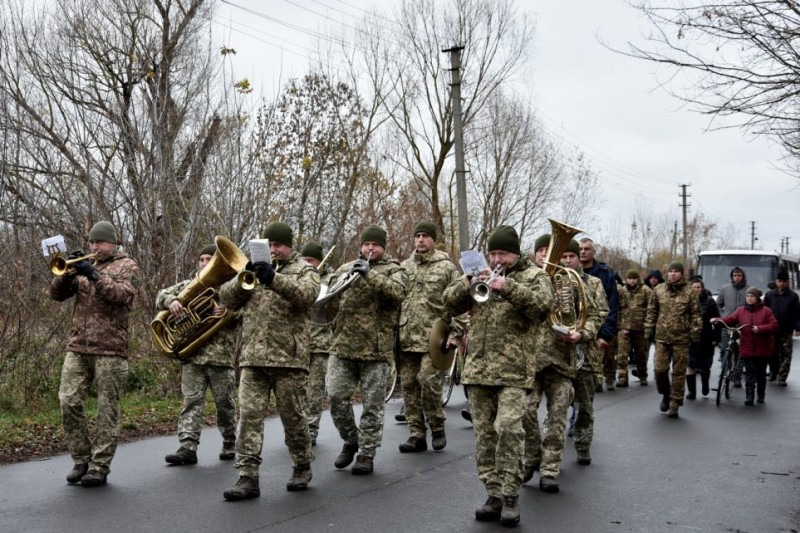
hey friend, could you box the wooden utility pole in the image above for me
[679,184,690,271]
[443,45,470,253]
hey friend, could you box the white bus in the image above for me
[695,250,800,297]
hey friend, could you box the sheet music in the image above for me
[41,235,66,257]
[249,238,272,264]
[459,250,489,277]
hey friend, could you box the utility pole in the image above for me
[443,45,470,253]
[679,184,690,270]
[784,237,791,254]
[750,221,758,250]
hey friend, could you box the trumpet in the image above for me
[470,264,505,303]
[49,253,98,276]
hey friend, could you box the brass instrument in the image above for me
[150,236,249,360]
[470,265,505,303]
[317,245,335,271]
[542,218,588,337]
[310,252,371,323]
[50,253,98,276]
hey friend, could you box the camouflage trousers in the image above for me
[235,367,313,477]
[601,337,618,384]
[572,368,595,454]
[617,330,649,384]
[326,356,390,458]
[523,367,574,479]
[398,351,445,439]
[653,342,689,409]
[467,385,526,498]
[177,363,237,451]
[307,352,330,440]
[773,332,794,382]
[58,352,128,475]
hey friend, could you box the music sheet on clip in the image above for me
[459,250,489,277]
[249,239,272,264]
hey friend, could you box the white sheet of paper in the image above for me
[459,250,489,277]
[249,239,272,264]
[41,235,66,257]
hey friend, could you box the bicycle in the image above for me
[714,323,748,406]
[441,337,468,406]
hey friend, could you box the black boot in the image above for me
[700,370,711,396]
[757,377,766,403]
[685,374,697,400]
[744,384,755,406]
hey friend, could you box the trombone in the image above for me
[49,253,97,276]
[470,265,505,303]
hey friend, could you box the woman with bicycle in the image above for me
[711,287,779,405]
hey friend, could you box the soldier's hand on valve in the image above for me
[73,260,99,282]
[352,258,371,277]
[252,261,275,287]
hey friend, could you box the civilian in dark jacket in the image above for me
[646,269,664,289]
[687,277,721,398]
[764,271,800,385]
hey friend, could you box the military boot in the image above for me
[398,436,427,453]
[286,464,312,491]
[522,462,539,483]
[685,374,697,400]
[334,442,358,469]
[500,495,520,527]
[700,370,711,396]
[431,430,447,451]
[67,463,88,484]
[539,476,559,493]
[80,469,107,487]
[666,406,680,418]
[165,446,198,465]
[577,450,591,465]
[219,441,236,461]
[351,455,373,475]
[475,496,502,521]
[659,396,670,413]
[223,475,260,501]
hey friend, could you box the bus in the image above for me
[695,250,800,298]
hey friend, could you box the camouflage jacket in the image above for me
[534,267,604,379]
[219,251,319,370]
[329,254,408,363]
[619,283,653,331]
[443,255,554,389]
[398,249,466,353]
[645,278,702,344]
[49,250,140,358]
[308,263,335,353]
[155,278,239,367]
[584,273,610,374]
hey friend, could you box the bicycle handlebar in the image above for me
[712,321,750,332]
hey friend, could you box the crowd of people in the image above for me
[48,219,800,528]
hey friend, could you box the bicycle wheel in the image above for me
[716,349,733,406]
[384,358,398,403]
[441,356,457,406]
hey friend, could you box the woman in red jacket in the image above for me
[712,287,779,405]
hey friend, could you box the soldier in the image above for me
[644,261,702,418]
[301,240,335,446]
[156,244,239,466]
[397,220,464,453]
[764,270,800,386]
[523,236,602,494]
[443,225,554,527]
[616,270,653,387]
[561,241,608,469]
[49,220,140,487]
[327,225,408,475]
[219,222,320,500]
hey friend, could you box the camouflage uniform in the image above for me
[327,254,408,459]
[398,249,464,442]
[645,278,702,411]
[617,283,653,385]
[443,255,554,499]
[306,263,335,442]
[155,279,239,452]
[49,250,140,476]
[573,273,609,457]
[219,251,319,477]
[524,269,602,480]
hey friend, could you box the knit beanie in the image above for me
[360,224,387,248]
[88,221,117,243]
[667,261,684,273]
[199,244,216,258]
[746,286,762,299]
[626,269,640,280]
[777,270,789,281]
[413,220,437,240]
[301,240,324,261]
[486,225,520,255]
[263,221,293,247]
[534,234,551,252]
[566,239,580,256]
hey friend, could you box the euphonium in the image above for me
[150,236,249,360]
[470,264,505,303]
[542,218,588,336]
[49,253,97,276]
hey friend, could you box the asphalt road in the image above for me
[1,346,799,533]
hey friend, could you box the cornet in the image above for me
[49,253,98,276]
[470,264,505,303]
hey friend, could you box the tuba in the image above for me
[150,236,249,360]
[542,219,589,355]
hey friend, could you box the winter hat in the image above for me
[626,269,640,280]
[746,287,762,299]
[360,224,387,248]
[263,221,293,247]
[88,221,117,243]
[566,239,580,256]
[199,244,216,258]
[667,261,684,273]
[413,220,437,240]
[301,240,324,261]
[487,225,520,255]
[777,271,789,281]
[534,234,551,252]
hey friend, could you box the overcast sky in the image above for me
[215,0,798,255]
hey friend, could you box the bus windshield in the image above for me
[696,254,779,296]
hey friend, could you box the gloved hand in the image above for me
[68,250,85,261]
[690,333,701,344]
[352,258,371,277]
[73,260,99,282]
[252,261,275,287]
[645,328,655,342]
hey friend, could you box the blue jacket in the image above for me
[584,260,619,342]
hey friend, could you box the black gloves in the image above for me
[352,258,371,277]
[68,250,85,261]
[252,261,275,287]
[73,260,99,282]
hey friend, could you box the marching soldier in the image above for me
[219,222,320,500]
[616,270,653,387]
